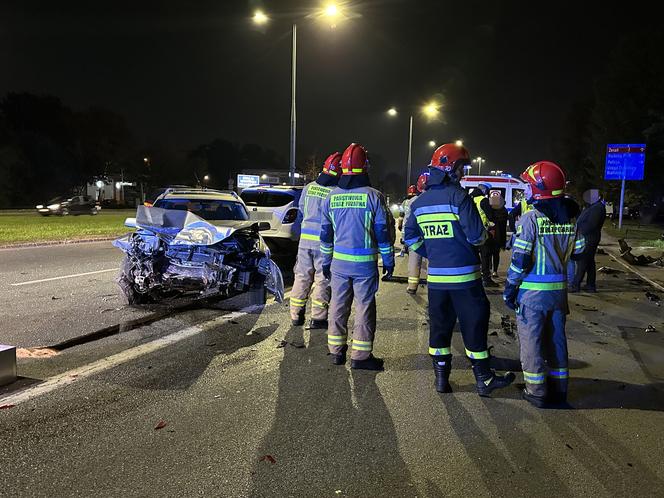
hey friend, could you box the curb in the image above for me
[0,237,118,251]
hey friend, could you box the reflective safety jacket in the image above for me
[298,181,334,249]
[320,186,395,277]
[473,195,490,228]
[507,209,586,311]
[404,181,487,290]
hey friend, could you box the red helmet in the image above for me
[322,152,342,177]
[407,184,417,196]
[429,143,470,179]
[417,173,429,193]
[520,161,566,200]
[341,143,369,175]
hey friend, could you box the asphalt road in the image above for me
[1,246,664,497]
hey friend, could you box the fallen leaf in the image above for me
[0,404,16,410]
[259,455,276,464]
[154,420,167,430]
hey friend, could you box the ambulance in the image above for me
[460,174,527,212]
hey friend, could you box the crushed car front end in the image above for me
[113,206,284,305]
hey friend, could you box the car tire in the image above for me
[118,257,152,305]
[247,275,267,306]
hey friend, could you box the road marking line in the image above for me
[11,268,119,286]
[0,306,262,407]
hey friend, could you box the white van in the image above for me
[460,174,527,212]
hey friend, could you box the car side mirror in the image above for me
[257,222,270,231]
[124,217,137,228]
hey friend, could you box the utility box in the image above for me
[0,345,17,386]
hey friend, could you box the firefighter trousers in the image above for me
[290,246,330,321]
[427,283,490,360]
[515,305,568,397]
[407,252,424,291]
[327,271,378,361]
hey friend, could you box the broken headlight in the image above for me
[173,227,214,245]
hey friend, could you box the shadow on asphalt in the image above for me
[248,326,419,497]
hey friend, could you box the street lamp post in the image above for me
[253,6,342,186]
[473,157,485,175]
[388,102,440,190]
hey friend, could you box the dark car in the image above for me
[36,195,100,216]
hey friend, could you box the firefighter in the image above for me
[503,161,586,408]
[320,143,395,370]
[398,185,418,257]
[290,153,342,328]
[404,143,515,394]
[405,174,429,294]
[508,194,535,233]
[470,183,498,287]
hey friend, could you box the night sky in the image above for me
[1,0,658,182]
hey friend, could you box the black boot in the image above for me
[523,389,548,408]
[351,354,384,371]
[330,345,347,366]
[471,358,515,397]
[431,355,453,393]
[307,319,328,330]
[292,311,305,326]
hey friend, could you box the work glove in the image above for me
[382,265,394,281]
[503,282,519,311]
[322,265,331,280]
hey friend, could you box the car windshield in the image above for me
[47,196,65,204]
[153,198,249,221]
[240,190,294,207]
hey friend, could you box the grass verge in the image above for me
[0,211,134,245]
[604,219,664,249]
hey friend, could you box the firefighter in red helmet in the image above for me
[320,143,395,370]
[402,174,429,294]
[290,152,342,328]
[504,161,586,408]
[404,143,515,394]
[398,185,419,257]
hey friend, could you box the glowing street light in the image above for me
[253,10,268,25]
[422,102,440,120]
[387,107,398,117]
[325,4,339,18]
[455,139,463,147]
[472,157,485,175]
[203,175,210,182]
[428,140,437,148]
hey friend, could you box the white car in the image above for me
[240,186,304,244]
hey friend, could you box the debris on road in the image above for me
[645,325,657,333]
[597,266,623,274]
[51,296,61,300]
[259,455,276,464]
[619,239,664,266]
[596,248,607,255]
[154,420,168,430]
[0,404,16,410]
[645,292,661,306]
[500,315,516,337]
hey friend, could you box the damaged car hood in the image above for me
[124,205,257,246]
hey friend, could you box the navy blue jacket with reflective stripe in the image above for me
[404,173,487,290]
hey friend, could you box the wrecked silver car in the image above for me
[112,189,284,305]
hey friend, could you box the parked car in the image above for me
[36,195,100,216]
[113,188,284,305]
[240,185,304,243]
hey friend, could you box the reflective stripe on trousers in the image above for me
[290,246,331,321]
[327,272,378,361]
[515,305,568,397]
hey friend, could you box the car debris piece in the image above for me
[259,455,276,464]
[154,420,168,430]
[645,292,661,306]
[597,266,623,274]
[113,200,284,305]
[618,239,664,266]
[596,248,607,255]
[645,325,657,333]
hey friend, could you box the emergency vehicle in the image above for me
[460,174,527,212]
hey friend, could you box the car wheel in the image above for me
[90,209,98,215]
[247,274,267,306]
[118,257,152,305]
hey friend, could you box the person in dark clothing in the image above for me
[571,189,606,292]
[488,192,508,277]
[470,184,498,287]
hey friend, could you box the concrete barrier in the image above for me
[0,345,17,386]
